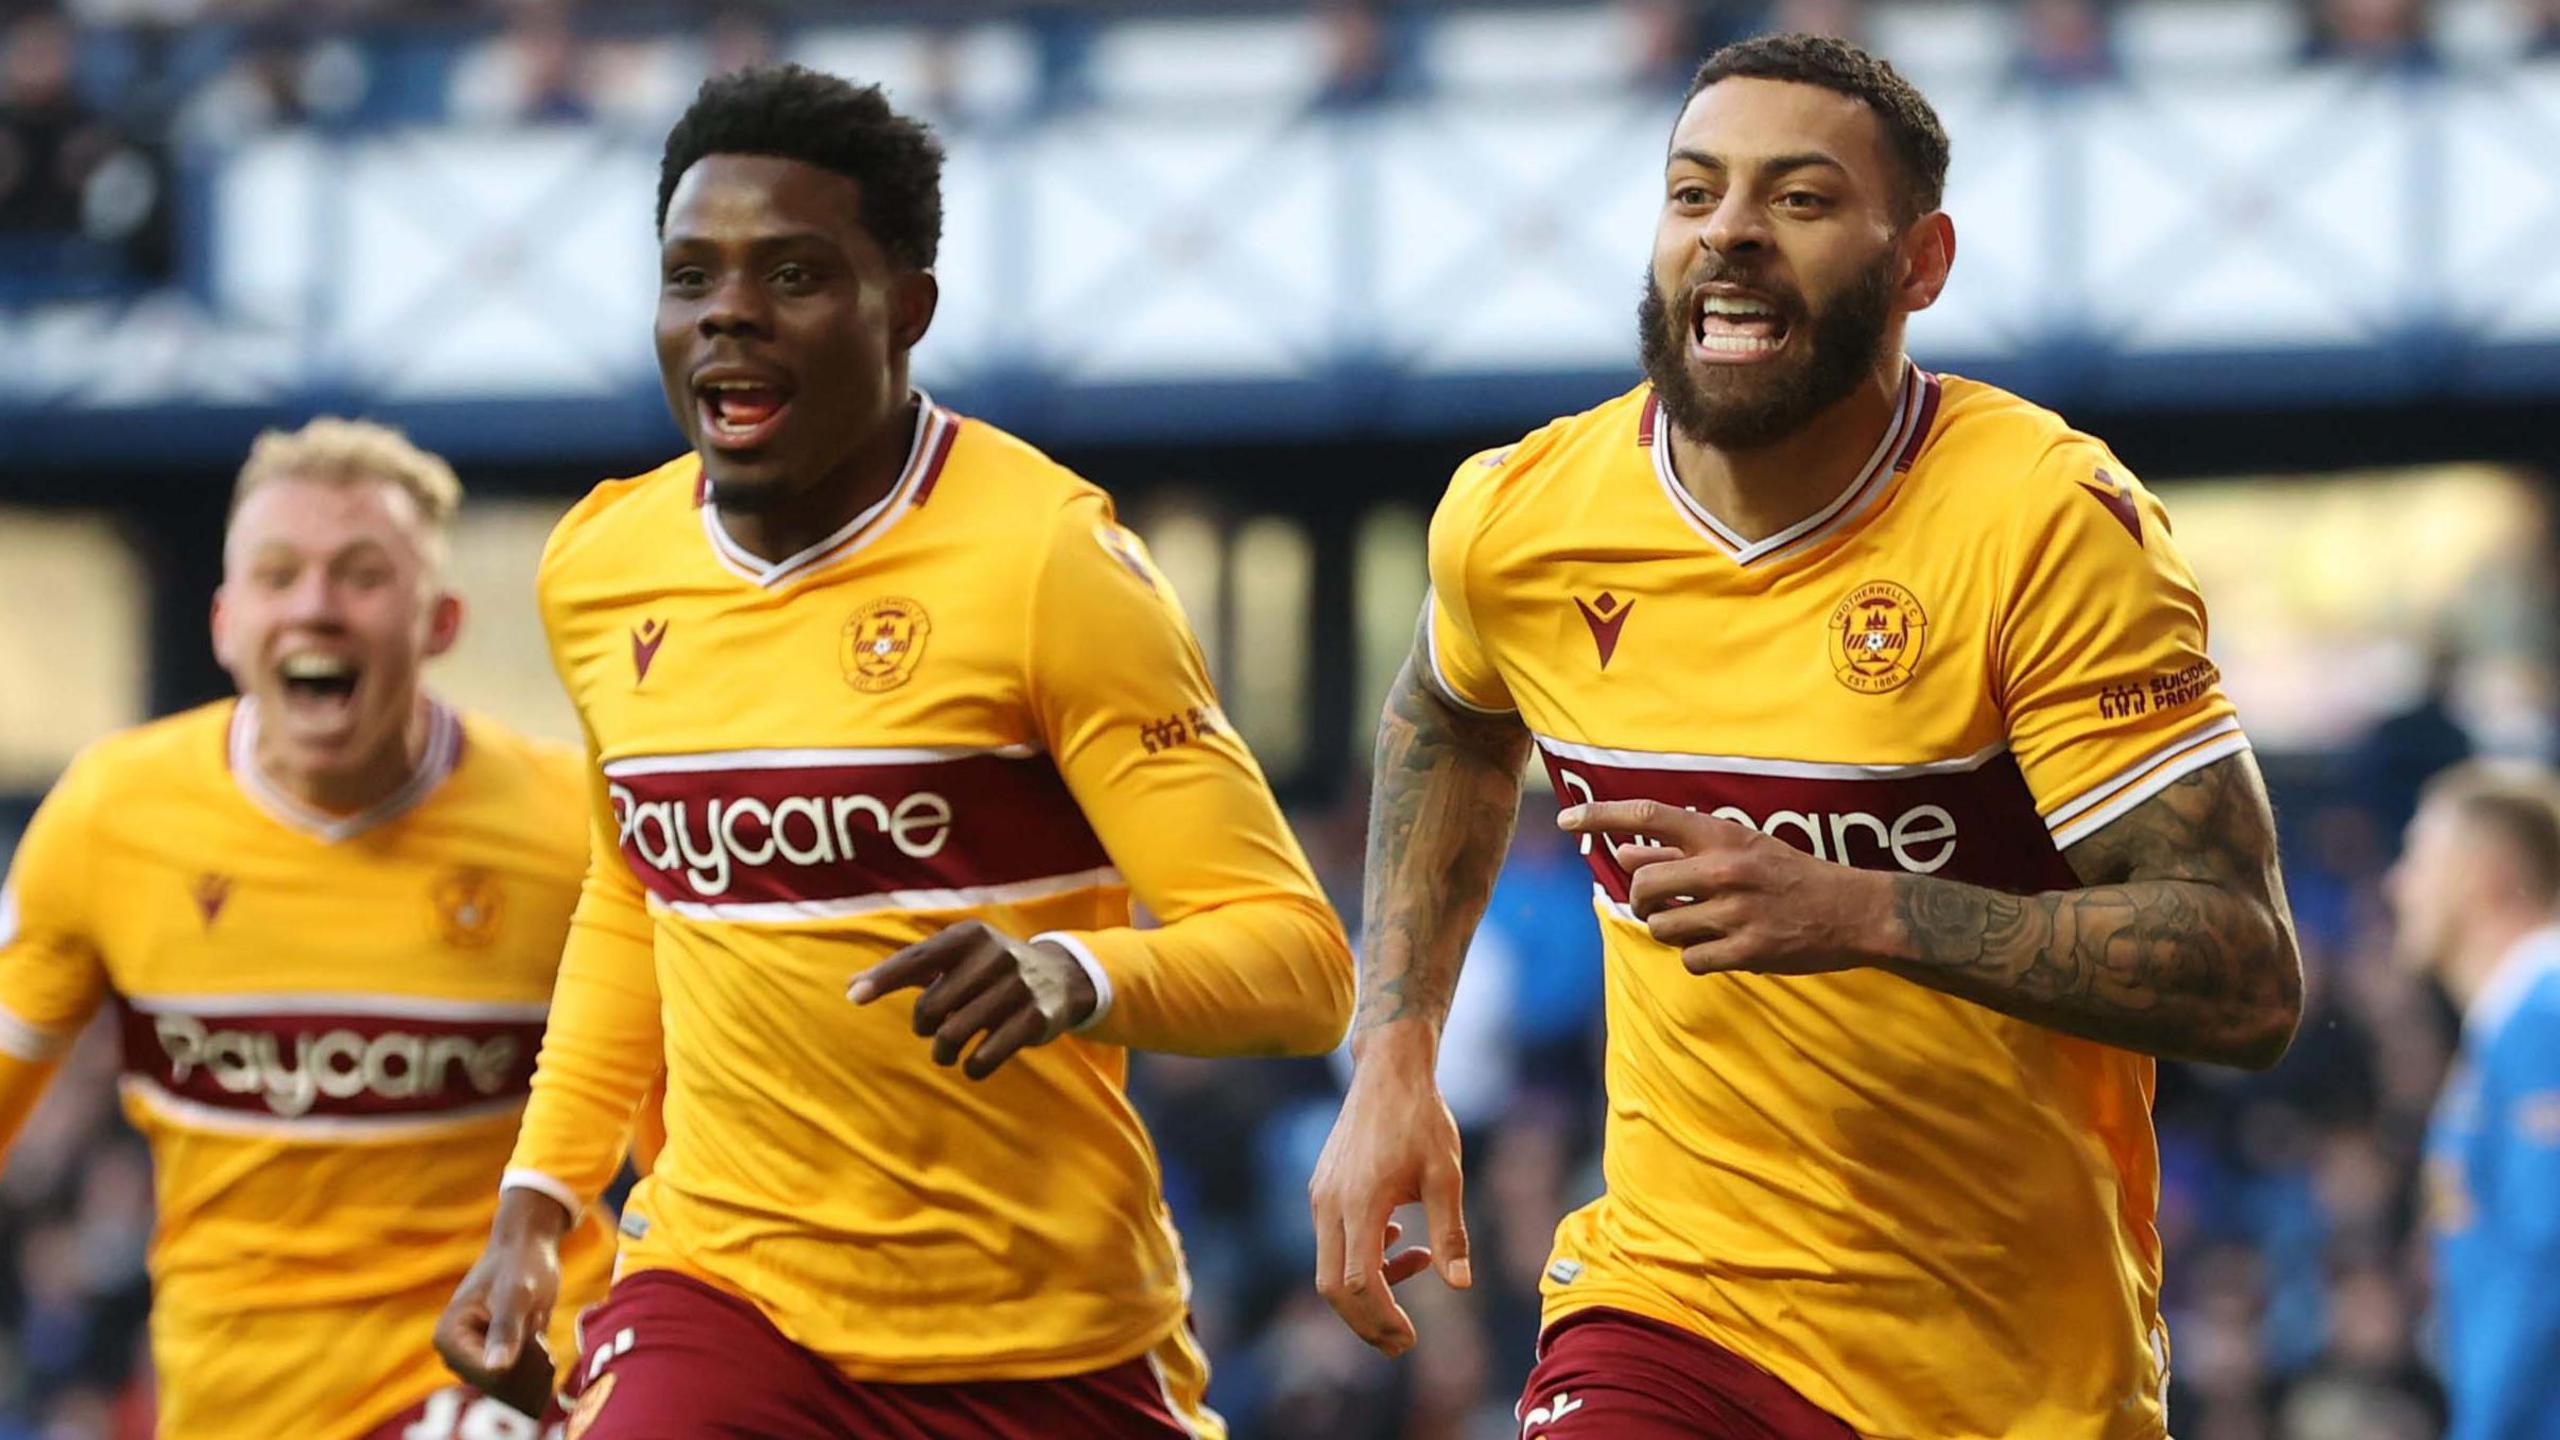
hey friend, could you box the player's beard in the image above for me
[1637,251,1896,452]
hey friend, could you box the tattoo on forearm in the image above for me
[1355,651,1530,1039]
[1886,754,2302,1067]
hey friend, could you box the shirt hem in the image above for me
[612,1252,1191,1384]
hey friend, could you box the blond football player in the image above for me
[1310,34,2303,1440]
[434,66,1352,1439]
[0,418,617,1439]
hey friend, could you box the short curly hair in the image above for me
[657,64,945,270]
[1686,34,1949,221]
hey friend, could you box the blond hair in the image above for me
[2423,760,2560,910]
[230,417,463,566]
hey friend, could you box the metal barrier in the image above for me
[8,60,2560,462]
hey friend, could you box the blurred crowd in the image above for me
[8,0,2560,295]
[0,671,2502,1439]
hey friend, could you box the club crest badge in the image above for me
[842,597,932,692]
[1828,581,1928,694]
[432,868,503,949]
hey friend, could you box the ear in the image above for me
[891,268,939,353]
[424,590,464,660]
[1897,212,1956,314]
[209,584,236,672]
[2475,836,2535,911]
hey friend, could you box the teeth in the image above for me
[1699,334,1785,354]
[279,654,353,681]
[1700,296,1776,317]
[704,382,784,440]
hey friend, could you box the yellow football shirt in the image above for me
[1429,366,2241,1439]
[506,395,1349,1405]
[0,699,617,1440]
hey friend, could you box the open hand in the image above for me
[1306,1039,1471,1358]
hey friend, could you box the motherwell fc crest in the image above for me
[432,868,503,948]
[1828,581,1928,694]
[843,598,932,692]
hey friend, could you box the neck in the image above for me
[253,695,434,817]
[718,390,920,565]
[1664,356,1907,545]
[2447,909,2552,1012]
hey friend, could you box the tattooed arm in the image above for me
[1565,751,2303,1070]
[1308,613,1531,1357]
[1351,624,1536,1047]
[1875,751,2303,1069]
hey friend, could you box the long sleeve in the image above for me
[0,758,111,1152]
[1024,501,1352,1057]
[501,731,665,1216]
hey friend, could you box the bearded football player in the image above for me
[1310,33,2302,1440]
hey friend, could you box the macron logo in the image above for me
[631,619,669,685]
[1574,593,1633,669]
[2079,468,2143,546]
[193,874,232,928]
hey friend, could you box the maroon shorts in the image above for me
[363,1384,567,1439]
[558,1270,1207,1440]
[1517,1309,1858,1439]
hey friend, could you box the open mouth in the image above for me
[1691,289,1791,362]
[697,377,794,452]
[275,652,360,722]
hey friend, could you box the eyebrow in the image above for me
[1667,148,1852,180]
[242,537,394,564]
[660,230,846,253]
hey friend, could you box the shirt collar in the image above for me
[2468,923,2560,1044]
